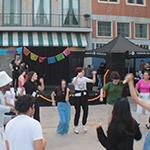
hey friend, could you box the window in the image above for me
[33,0,51,26]
[117,22,130,37]
[97,21,112,37]
[127,0,145,5]
[98,0,120,3]
[3,0,21,25]
[62,0,79,26]
[135,24,147,38]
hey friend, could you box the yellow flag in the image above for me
[30,53,38,61]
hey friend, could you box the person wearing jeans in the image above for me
[51,79,71,135]
[72,67,96,134]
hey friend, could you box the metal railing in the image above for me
[0,13,91,28]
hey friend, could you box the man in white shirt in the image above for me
[5,95,46,150]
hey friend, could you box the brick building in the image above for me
[88,0,150,70]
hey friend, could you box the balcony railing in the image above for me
[0,13,91,28]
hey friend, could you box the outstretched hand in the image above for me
[124,73,134,83]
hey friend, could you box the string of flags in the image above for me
[23,47,70,64]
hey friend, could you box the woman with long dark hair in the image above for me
[51,79,71,135]
[9,53,21,90]
[96,98,142,150]
[24,71,45,121]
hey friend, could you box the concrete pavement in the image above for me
[40,103,148,150]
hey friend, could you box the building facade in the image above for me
[92,0,150,49]
[89,0,150,69]
[0,0,92,84]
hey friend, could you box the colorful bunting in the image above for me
[63,48,70,56]
[30,53,38,61]
[39,57,47,63]
[55,53,65,61]
[23,47,30,56]
[47,57,56,64]
[0,47,70,64]
[16,47,22,54]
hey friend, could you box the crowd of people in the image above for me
[0,53,150,150]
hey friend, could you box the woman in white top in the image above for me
[72,67,96,134]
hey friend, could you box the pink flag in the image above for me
[63,48,70,56]
[39,57,47,63]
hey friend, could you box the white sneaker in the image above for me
[74,126,79,134]
[83,125,88,133]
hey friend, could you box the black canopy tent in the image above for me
[84,35,150,77]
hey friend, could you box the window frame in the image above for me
[126,0,146,7]
[134,23,148,39]
[62,0,80,26]
[2,0,22,26]
[116,22,131,38]
[96,20,113,38]
[98,0,120,4]
[32,0,51,26]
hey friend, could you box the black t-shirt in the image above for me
[55,87,67,103]
[24,80,38,95]
[11,59,21,73]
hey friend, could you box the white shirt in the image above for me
[4,89,15,106]
[73,77,93,91]
[5,115,43,150]
[0,91,10,128]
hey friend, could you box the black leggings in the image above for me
[74,95,88,126]
[34,99,40,122]
[12,71,19,89]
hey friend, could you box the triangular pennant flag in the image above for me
[47,57,56,64]
[55,53,65,61]
[63,48,70,56]
[23,47,30,56]
[30,53,38,61]
[16,47,22,54]
[39,56,47,63]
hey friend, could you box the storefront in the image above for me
[0,31,87,85]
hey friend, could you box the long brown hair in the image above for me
[108,98,136,135]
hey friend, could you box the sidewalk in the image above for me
[40,104,147,150]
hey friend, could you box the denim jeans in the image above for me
[97,75,102,89]
[143,132,150,150]
[57,102,71,135]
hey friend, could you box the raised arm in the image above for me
[127,74,150,112]
[38,78,45,92]
[51,91,56,106]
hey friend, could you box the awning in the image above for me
[0,32,87,47]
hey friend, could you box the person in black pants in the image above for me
[96,98,142,150]
[9,53,21,90]
[24,71,45,121]
[72,67,96,134]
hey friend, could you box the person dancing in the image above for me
[96,98,142,150]
[135,71,150,128]
[24,71,45,121]
[51,79,71,135]
[126,74,150,150]
[9,53,21,90]
[72,67,96,134]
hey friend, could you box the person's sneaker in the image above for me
[74,126,79,134]
[82,125,88,133]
